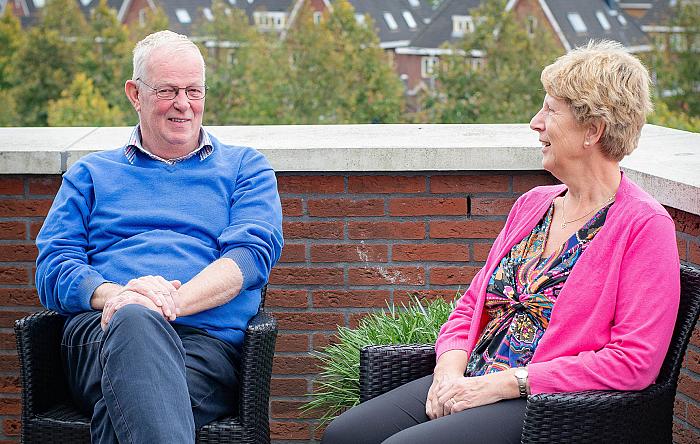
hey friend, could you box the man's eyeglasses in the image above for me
[136,78,206,100]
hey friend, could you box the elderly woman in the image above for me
[321,40,680,444]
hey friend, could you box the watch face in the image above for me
[515,368,528,378]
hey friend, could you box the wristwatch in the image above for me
[514,367,529,398]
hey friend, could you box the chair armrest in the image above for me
[14,310,71,417]
[521,384,673,443]
[359,344,435,403]
[238,310,277,440]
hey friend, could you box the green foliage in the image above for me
[425,0,561,123]
[302,295,456,425]
[648,100,700,132]
[128,6,170,42]
[648,0,700,117]
[0,7,23,90]
[0,89,19,127]
[47,73,127,126]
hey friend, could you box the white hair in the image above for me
[132,30,205,83]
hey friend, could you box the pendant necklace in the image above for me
[560,193,615,229]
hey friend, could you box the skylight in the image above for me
[596,10,611,31]
[203,8,214,21]
[567,13,587,33]
[617,15,627,26]
[355,14,366,25]
[80,0,92,6]
[408,0,420,7]
[175,9,191,24]
[33,0,45,7]
[402,11,417,29]
[384,12,398,31]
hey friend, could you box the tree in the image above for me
[128,6,170,42]
[0,7,23,90]
[0,89,19,127]
[425,0,561,123]
[649,0,699,118]
[48,73,126,126]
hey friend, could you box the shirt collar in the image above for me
[124,125,214,164]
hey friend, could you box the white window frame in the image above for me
[253,11,288,30]
[527,15,537,36]
[452,15,474,38]
[313,11,322,24]
[421,56,438,78]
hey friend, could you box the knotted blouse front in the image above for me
[466,201,612,376]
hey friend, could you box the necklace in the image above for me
[560,193,615,229]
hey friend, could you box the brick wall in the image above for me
[0,172,698,443]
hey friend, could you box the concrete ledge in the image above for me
[1,124,698,214]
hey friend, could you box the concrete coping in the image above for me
[0,124,698,215]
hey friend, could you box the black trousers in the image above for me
[321,374,526,444]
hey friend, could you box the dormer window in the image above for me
[254,11,287,30]
[452,15,474,37]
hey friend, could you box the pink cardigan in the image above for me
[434,173,680,394]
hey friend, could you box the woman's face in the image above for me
[530,94,587,174]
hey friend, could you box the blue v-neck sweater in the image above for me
[36,134,283,345]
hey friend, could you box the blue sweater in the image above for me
[35,133,283,345]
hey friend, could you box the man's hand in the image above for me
[101,289,162,331]
[122,275,182,321]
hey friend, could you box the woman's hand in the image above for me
[426,349,468,419]
[433,370,520,417]
[426,371,463,419]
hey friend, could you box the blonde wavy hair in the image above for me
[540,40,653,161]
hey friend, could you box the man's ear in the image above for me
[125,80,141,112]
[584,118,606,147]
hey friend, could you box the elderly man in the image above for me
[35,30,283,443]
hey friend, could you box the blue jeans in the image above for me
[61,305,241,444]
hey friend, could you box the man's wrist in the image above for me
[90,282,123,310]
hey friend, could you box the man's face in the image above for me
[136,49,205,158]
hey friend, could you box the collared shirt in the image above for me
[124,125,214,164]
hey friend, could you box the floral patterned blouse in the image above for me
[465,200,612,376]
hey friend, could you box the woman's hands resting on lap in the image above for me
[426,350,521,419]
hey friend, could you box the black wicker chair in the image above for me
[359,264,700,444]
[15,286,277,444]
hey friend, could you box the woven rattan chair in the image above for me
[359,264,700,444]
[15,286,277,444]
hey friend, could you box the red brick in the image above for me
[3,418,19,436]
[277,175,344,194]
[673,422,699,444]
[280,244,306,263]
[281,198,303,217]
[684,348,700,374]
[311,244,388,263]
[689,241,700,266]
[313,290,391,308]
[675,396,687,420]
[0,311,34,328]
[677,238,688,261]
[430,266,480,285]
[266,289,308,308]
[312,333,338,351]
[275,334,309,352]
[393,244,468,262]
[0,334,15,350]
[389,198,467,216]
[348,267,425,285]
[0,179,23,195]
[272,400,318,419]
[283,221,343,239]
[348,222,424,240]
[269,267,344,286]
[0,222,26,240]
[471,197,517,216]
[30,220,43,239]
[678,373,700,400]
[688,402,700,429]
[692,325,700,348]
[431,175,509,193]
[667,207,700,237]
[472,242,493,261]
[0,199,53,217]
[0,354,18,372]
[271,378,308,397]
[0,289,41,306]
[513,174,557,193]
[275,312,344,331]
[0,398,19,415]
[308,199,384,217]
[273,355,322,374]
[0,244,38,262]
[430,221,504,239]
[348,176,425,193]
[349,311,375,328]
[394,289,460,306]
[0,377,20,394]
[0,268,28,285]
[270,421,310,440]
[28,177,61,195]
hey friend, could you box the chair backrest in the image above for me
[656,264,700,387]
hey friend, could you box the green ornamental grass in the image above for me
[302,295,457,425]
